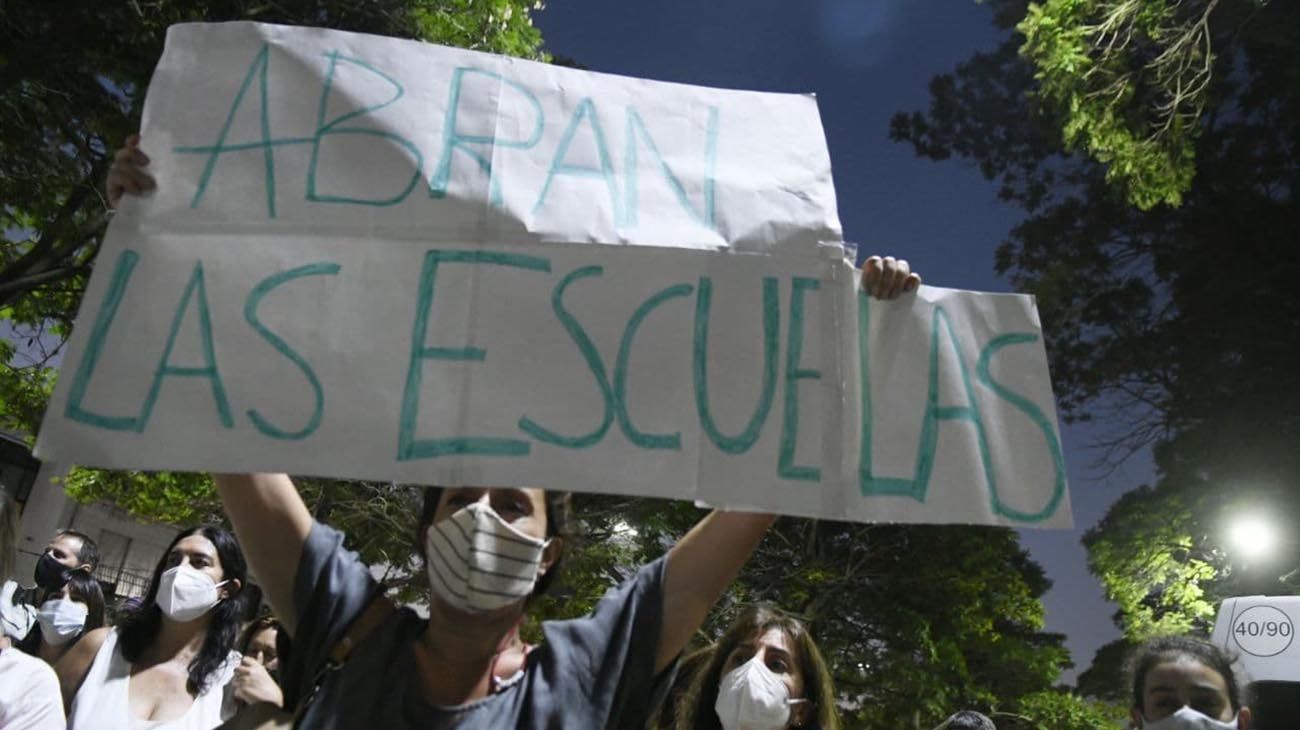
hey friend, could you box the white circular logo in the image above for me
[1232,605,1294,657]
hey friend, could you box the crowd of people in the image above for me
[0,144,1264,730]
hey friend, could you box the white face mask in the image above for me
[156,564,227,622]
[425,501,549,614]
[714,656,807,730]
[36,598,89,646]
[1143,706,1239,730]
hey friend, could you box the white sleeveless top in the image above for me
[68,628,238,730]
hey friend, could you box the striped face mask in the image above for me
[425,501,549,614]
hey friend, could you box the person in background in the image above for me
[57,525,248,730]
[1,529,100,643]
[672,604,840,730]
[232,616,284,708]
[1127,636,1251,729]
[935,710,996,729]
[0,495,66,729]
[18,571,105,666]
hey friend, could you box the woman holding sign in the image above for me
[109,139,921,730]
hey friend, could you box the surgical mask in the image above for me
[714,656,808,730]
[36,598,88,646]
[156,564,227,622]
[1143,706,1238,730]
[34,553,71,592]
[425,501,549,614]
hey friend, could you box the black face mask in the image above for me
[33,552,72,592]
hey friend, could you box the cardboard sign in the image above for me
[1212,596,1300,682]
[35,22,1071,527]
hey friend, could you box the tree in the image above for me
[1000,690,1126,730]
[1017,0,1260,209]
[0,0,547,438]
[1075,637,1135,704]
[891,0,1298,680]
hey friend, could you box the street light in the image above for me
[1226,514,1280,563]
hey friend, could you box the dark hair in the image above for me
[65,570,107,634]
[937,710,997,730]
[19,569,107,655]
[118,525,248,695]
[239,615,281,655]
[55,529,100,572]
[1127,636,1245,713]
[675,604,841,730]
[416,487,572,597]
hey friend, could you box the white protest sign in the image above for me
[1212,596,1300,682]
[35,22,1072,527]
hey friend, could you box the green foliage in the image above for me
[1017,0,1225,208]
[63,468,223,526]
[893,0,1299,687]
[413,0,547,59]
[1084,484,1218,640]
[1074,637,1136,703]
[1003,690,1127,730]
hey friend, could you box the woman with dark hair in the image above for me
[232,616,284,708]
[18,570,106,665]
[1127,635,1252,729]
[671,605,839,730]
[56,525,248,729]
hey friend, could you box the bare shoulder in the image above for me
[55,626,110,703]
[76,626,111,655]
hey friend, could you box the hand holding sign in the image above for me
[37,22,1069,528]
[861,256,920,299]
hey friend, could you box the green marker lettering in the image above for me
[621,106,718,228]
[614,283,694,450]
[778,277,821,481]
[136,262,234,432]
[243,263,341,440]
[533,98,620,216]
[430,68,544,205]
[693,276,779,454]
[518,265,615,448]
[977,333,1067,522]
[307,51,423,206]
[65,250,143,430]
[398,250,550,460]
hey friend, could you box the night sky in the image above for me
[533,0,1153,681]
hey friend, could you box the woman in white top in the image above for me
[19,571,105,667]
[56,526,248,730]
[0,495,65,730]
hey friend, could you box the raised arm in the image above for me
[212,473,313,635]
[657,511,776,671]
